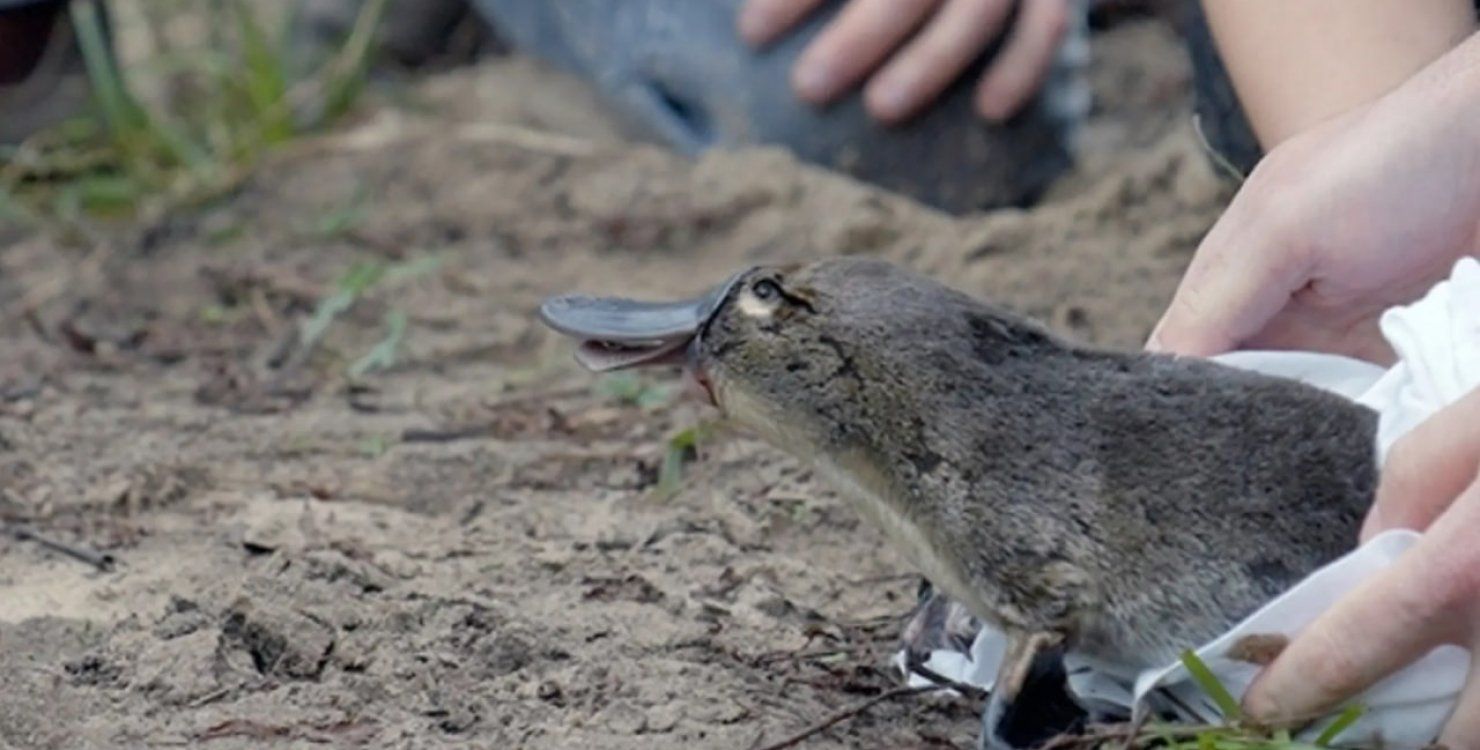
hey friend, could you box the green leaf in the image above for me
[1180,650,1243,721]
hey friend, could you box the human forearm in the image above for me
[1202,0,1477,147]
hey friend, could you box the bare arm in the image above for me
[1204,0,1477,147]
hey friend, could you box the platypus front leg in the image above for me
[981,632,1087,750]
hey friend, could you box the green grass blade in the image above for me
[299,257,436,362]
[18,0,394,222]
[382,255,443,285]
[316,0,388,124]
[305,186,370,238]
[348,309,407,379]
[0,186,36,228]
[70,0,143,137]
[338,261,390,296]
[300,262,384,347]
[1313,704,1365,747]
[654,422,716,500]
[301,288,356,350]
[72,172,141,215]
[597,372,672,409]
[71,0,211,182]
[232,0,293,144]
[1180,650,1243,721]
[139,113,214,178]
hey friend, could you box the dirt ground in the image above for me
[0,18,1232,750]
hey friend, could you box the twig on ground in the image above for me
[1039,721,1233,750]
[453,122,601,156]
[401,425,495,443]
[297,115,601,160]
[8,524,115,571]
[751,684,946,750]
[756,647,867,666]
[905,660,992,703]
[1117,711,1152,750]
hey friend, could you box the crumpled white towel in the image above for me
[905,257,1480,747]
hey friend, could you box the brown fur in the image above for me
[696,258,1377,671]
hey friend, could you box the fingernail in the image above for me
[868,79,912,122]
[793,61,837,103]
[1242,687,1286,726]
[977,90,1012,122]
[737,7,769,45]
[1242,695,1272,723]
[1359,508,1382,542]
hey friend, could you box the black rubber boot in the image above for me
[0,0,96,146]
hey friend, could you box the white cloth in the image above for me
[905,257,1480,746]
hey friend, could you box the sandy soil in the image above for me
[0,19,1231,750]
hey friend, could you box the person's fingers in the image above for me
[737,0,830,47]
[1243,569,1454,723]
[974,0,1070,121]
[1440,662,1480,749]
[791,0,941,105]
[1362,387,1480,542]
[864,0,1012,123]
[1146,190,1313,356]
[1244,475,1480,724]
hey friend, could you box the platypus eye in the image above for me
[752,279,782,301]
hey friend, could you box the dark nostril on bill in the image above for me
[641,78,715,151]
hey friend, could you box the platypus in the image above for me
[540,259,1378,747]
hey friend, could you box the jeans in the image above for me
[470,0,1086,212]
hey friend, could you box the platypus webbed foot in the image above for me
[981,633,1087,750]
[901,579,981,666]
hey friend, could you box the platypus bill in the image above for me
[540,258,1377,748]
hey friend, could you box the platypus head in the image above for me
[540,258,1057,457]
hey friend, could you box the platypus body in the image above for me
[540,259,1378,747]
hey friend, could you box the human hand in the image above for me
[1241,388,1480,745]
[737,0,1073,124]
[1147,40,1480,365]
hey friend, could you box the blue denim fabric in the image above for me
[470,0,1087,211]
